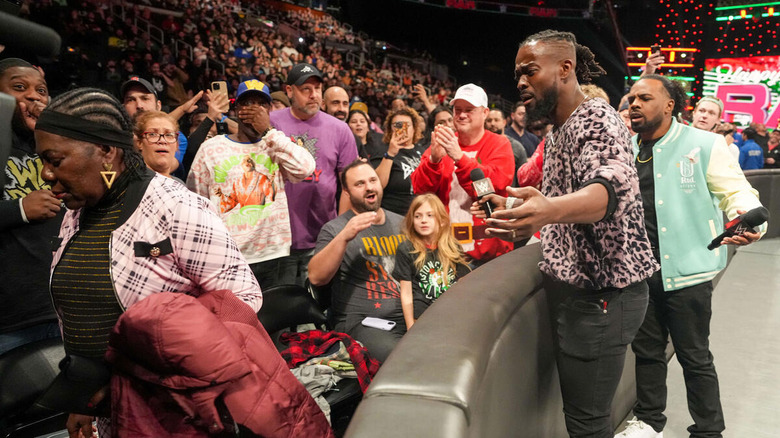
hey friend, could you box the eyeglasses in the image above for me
[143,132,177,142]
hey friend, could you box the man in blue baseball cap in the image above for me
[187,80,316,290]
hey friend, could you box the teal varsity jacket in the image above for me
[632,119,764,291]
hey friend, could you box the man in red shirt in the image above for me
[411,83,514,265]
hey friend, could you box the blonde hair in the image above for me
[402,194,470,287]
[133,111,179,142]
[581,84,609,102]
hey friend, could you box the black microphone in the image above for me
[470,168,496,218]
[0,11,62,58]
[707,206,769,250]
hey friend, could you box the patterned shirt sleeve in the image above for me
[171,191,263,311]
[573,102,636,219]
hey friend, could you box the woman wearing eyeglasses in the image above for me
[367,107,426,215]
[133,111,180,179]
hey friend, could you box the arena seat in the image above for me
[257,284,363,437]
[0,337,66,438]
[344,243,648,437]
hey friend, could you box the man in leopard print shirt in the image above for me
[475,30,659,438]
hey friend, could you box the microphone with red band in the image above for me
[470,168,496,218]
[707,206,769,250]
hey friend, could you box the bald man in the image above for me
[322,86,350,121]
[477,30,657,437]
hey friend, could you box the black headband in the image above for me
[36,110,134,150]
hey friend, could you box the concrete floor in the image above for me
[618,239,780,437]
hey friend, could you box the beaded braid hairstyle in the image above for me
[45,87,146,179]
[520,30,606,85]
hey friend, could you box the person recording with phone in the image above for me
[613,75,766,438]
[364,107,427,215]
[642,45,665,77]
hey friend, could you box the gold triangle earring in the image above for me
[100,163,116,189]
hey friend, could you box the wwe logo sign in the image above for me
[733,222,755,234]
[473,178,495,198]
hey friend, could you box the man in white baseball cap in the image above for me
[411,83,515,266]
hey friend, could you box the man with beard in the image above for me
[412,83,515,266]
[270,64,358,287]
[322,85,350,121]
[475,30,659,437]
[614,75,764,438]
[0,58,63,353]
[188,80,315,290]
[505,101,540,157]
[485,108,528,185]
[308,160,406,362]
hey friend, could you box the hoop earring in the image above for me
[100,163,116,189]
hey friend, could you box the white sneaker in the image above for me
[614,417,663,438]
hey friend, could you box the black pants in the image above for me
[632,272,724,437]
[251,248,315,290]
[545,276,649,438]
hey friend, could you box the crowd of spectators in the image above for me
[17,0,456,129]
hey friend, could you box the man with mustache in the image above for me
[309,160,407,362]
[475,30,658,437]
[614,75,764,438]
[0,58,63,354]
[322,85,350,121]
[270,63,358,288]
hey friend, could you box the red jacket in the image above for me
[411,129,514,261]
[516,139,545,189]
[105,290,333,438]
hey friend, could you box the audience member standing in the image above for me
[748,121,770,155]
[691,96,723,132]
[322,85,350,122]
[504,101,540,158]
[366,107,426,215]
[485,108,528,185]
[765,128,780,168]
[739,127,765,170]
[270,63,358,286]
[0,58,62,354]
[411,84,515,266]
[188,80,315,289]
